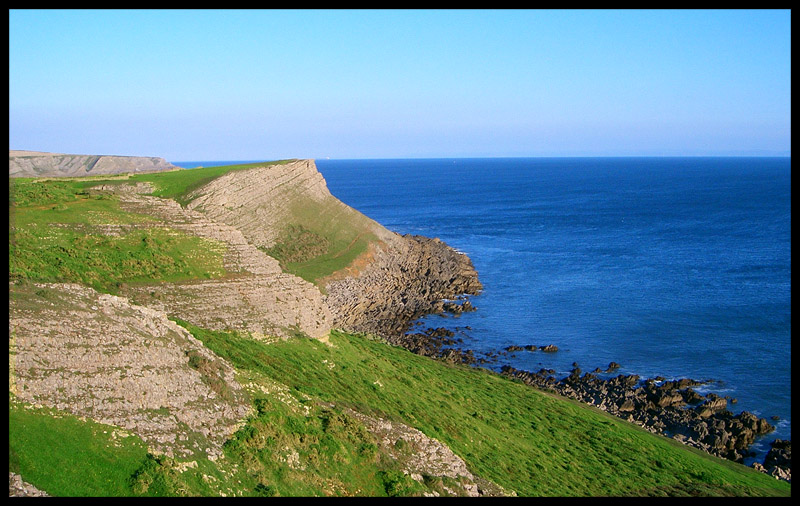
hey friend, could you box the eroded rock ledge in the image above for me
[9,282,251,459]
[324,234,483,339]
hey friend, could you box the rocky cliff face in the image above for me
[186,159,397,249]
[182,159,482,338]
[9,150,179,178]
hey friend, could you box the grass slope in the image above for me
[9,326,790,497]
[9,397,150,497]
[265,197,377,284]
[179,324,791,497]
[9,177,227,294]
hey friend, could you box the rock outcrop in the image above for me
[345,408,511,496]
[9,473,49,497]
[756,439,791,482]
[9,150,179,178]
[9,282,251,459]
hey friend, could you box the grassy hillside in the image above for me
[265,196,377,284]
[9,176,227,294]
[9,328,790,497]
[8,161,791,496]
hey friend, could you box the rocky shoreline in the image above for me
[325,234,483,338]
[380,307,791,483]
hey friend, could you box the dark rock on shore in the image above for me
[756,439,791,482]
[497,364,781,469]
[439,299,477,314]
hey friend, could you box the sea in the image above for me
[175,157,791,463]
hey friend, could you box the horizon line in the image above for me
[171,153,792,164]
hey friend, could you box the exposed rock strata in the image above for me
[9,150,178,178]
[181,159,482,339]
[91,182,332,339]
[9,473,49,497]
[9,282,251,459]
[186,159,397,249]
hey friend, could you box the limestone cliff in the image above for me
[185,159,397,250]
[182,159,482,338]
[92,180,333,340]
[9,150,179,178]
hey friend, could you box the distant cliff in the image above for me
[9,150,179,178]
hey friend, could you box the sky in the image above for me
[8,9,792,161]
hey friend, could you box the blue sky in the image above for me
[9,9,791,161]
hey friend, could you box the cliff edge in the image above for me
[182,159,483,338]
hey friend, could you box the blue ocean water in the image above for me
[177,157,791,460]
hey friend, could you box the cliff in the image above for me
[8,156,501,496]
[181,159,482,337]
[11,156,784,497]
[9,150,179,178]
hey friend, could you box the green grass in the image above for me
[9,398,150,496]
[9,177,228,294]
[127,159,296,206]
[266,196,377,284]
[175,323,790,497]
